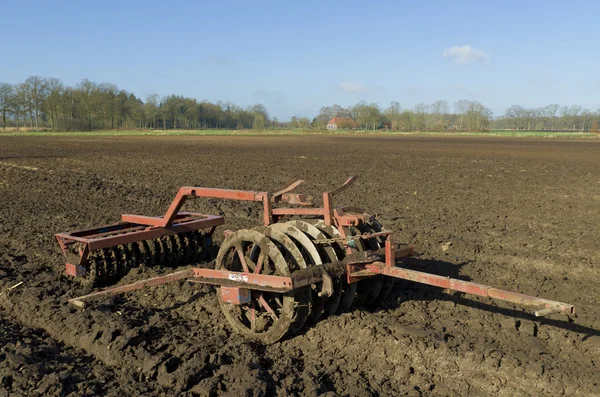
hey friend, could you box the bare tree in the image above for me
[430,100,449,130]
[569,105,582,130]
[413,103,428,130]
[545,104,559,130]
[384,101,401,130]
[454,100,469,128]
[76,79,96,130]
[20,76,48,129]
[43,78,64,129]
[0,82,13,129]
[505,105,526,129]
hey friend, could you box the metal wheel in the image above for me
[285,220,337,324]
[254,226,312,336]
[216,229,299,344]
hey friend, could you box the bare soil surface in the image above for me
[0,135,599,396]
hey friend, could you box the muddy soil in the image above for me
[0,135,599,396]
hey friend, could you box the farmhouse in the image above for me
[327,117,358,130]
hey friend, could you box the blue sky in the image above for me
[1,0,598,120]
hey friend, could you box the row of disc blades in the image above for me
[83,231,208,285]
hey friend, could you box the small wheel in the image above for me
[216,229,298,344]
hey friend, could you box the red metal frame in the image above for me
[61,176,575,318]
[68,233,574,317]
[56,176,364,274]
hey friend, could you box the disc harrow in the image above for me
[70,232,208,284]
[56,213,221,285]
[61,176,576,344]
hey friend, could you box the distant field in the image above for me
[0,128,597,138]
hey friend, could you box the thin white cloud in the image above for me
[337,81,368,94]
[443,45,489,64]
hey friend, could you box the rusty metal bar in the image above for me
[68,269,195,308]
[262,192,273,226]
[63,215,224,251]
[68,266,298,309]
[163,187,265,227]
[334,206,365,214]
[328,175,357,196]
[271,179,305,199]
[121,187,266,228]
[385,238,394,267]
[190,268,293,293]
[368,264,575,316]
[185,187,264,201]
[160,189,188,226]
[271,207,326,216]
[323,192,333,226]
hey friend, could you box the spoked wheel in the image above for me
[216,229,302,344]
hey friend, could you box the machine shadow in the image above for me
[352,257,597,339]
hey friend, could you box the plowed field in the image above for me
[0,135,599,396]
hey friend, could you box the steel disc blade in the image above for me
[306,220,344,316]
[284,220,336,324]
[255,226,312,335]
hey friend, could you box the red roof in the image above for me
[328,117,357,126]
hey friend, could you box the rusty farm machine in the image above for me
[56,176,575,343]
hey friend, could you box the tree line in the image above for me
[0,76,598,132]
[306,100,492,131]
[0,77,272,131]
[492,104,598,131]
